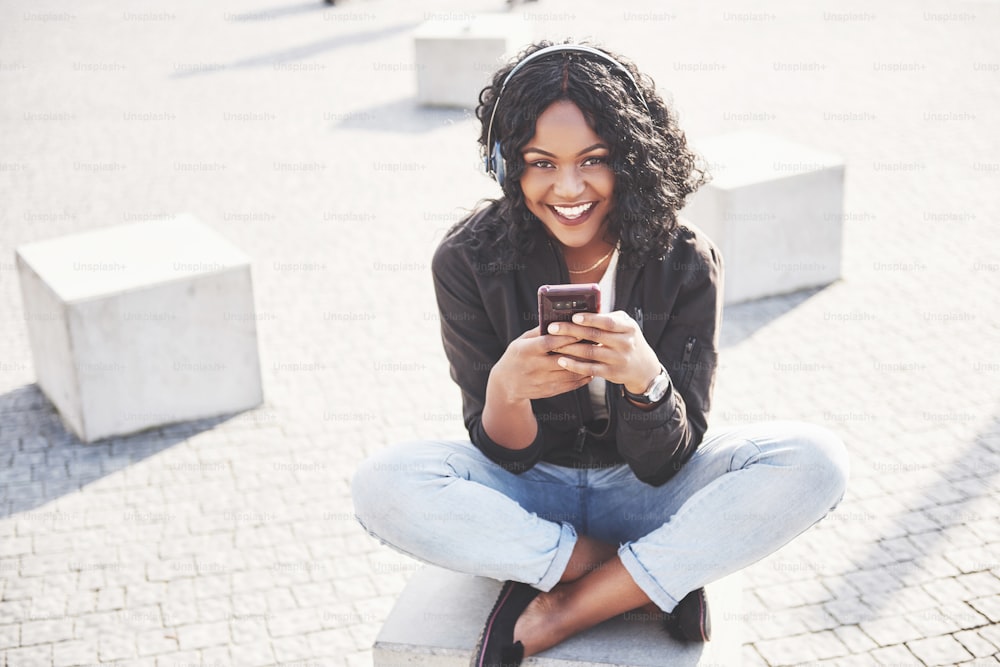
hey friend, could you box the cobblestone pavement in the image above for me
[2,0,999,665]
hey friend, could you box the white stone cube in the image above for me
[681,131,845,304]
[414,15,532,108]
[374,565,742,666]
[15,214,263,442]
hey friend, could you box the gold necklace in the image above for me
[567,246,615,274]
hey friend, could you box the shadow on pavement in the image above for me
[0,383,243,520]
[827,410,1000,622]
[225,0,329,22]
[330,96,471,133]
[170,21,421,78]
[720,285,828,349]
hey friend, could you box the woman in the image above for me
[352,41,849,666]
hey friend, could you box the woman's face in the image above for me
[519,100,615,251]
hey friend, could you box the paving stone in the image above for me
[2,644,52,667]
[156,649,202,667]
[867,644,924,667]
[98,631,137,662]
[0,625,18,651]
[51,638,98,667]
[271,634,314,663]
[958,572,1000,597]
[267,607,324,638]
[0,537,31,558]
[199,645,231,666]
[754,633,821,666]
[975,624,1000,653]
[196,596,234,624]
[228,640,276,667]
[96,585,126,612]
[954,629,1000,659]
[175,620,230,651]
[808,629,852,660]
[970,595,1000,623]
[941,601,993,629]
[0,601,29,625]
[924,577,974,606]
[824,597,877,626]
[829,653,882,667]
[307,627,356,656]
[160,600,200,627]
[20,617,72,646]
[740,644,769,667]
[346,650,374,667]
[948,547,1000,575]
[231,593,270,619]
[859,614,925,646]
[137,628,179,657]
[832,624,878,655]
[907,635,975,666]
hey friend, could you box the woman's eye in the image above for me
[583,156,607,167]
[529,160,554,169]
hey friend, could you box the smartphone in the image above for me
[538,284,601,339]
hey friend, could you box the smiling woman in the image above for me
[351,40,850,667]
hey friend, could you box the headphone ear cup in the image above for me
[492,140,505,186]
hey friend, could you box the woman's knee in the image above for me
[784,421,850,509]
[351,441,448,530]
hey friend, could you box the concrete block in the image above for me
[414,15,532,108]
[15,214,263,442]
[681,131,845,304]
[374,566,743,666]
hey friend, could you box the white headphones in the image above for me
[483,44,651,186]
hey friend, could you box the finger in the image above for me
[546,320,606,344]
[538,330,582,353]
[570,311,634,333]
[554,341,609,363]
[518,325,542,339]
[555,354,608,377]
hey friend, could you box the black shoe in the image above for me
[470,581,539,667]
[664,587,711,642]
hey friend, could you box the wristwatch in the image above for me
[623,367,670,405]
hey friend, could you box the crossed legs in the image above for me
[351,421,849,657]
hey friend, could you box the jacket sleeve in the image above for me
[615,230,723,486]
[430,237,545,473]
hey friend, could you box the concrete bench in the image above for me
[414,15,531,108]
[15,214,263,442]
[374,566,743,666]
[681,131,845,304]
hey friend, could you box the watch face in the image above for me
[647,372,670,402]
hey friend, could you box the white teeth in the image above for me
[552,203,594,219]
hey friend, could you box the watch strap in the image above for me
[623,367,669,405]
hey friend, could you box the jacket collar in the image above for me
[522,222,641,311]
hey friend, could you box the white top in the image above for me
[691,130,844,190]
[588,247,620,421]
[15,214,250,303]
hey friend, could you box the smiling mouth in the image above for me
[549,202,596,220]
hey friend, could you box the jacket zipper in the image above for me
[680,336,697,390]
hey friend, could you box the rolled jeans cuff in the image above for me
[618,541,679,612]
[535,521,577,592]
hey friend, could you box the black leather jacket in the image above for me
[431,205,724,486]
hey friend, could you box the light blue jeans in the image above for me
[351,420,849,612]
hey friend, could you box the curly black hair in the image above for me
[451,39,709,272]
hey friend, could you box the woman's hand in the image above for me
[546,311,662,395]
[489,326,595,403]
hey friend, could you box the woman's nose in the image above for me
[553,166,585,200]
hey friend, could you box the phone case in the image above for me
[538,283,601,334]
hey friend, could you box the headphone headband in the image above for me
[484,44,650,185]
